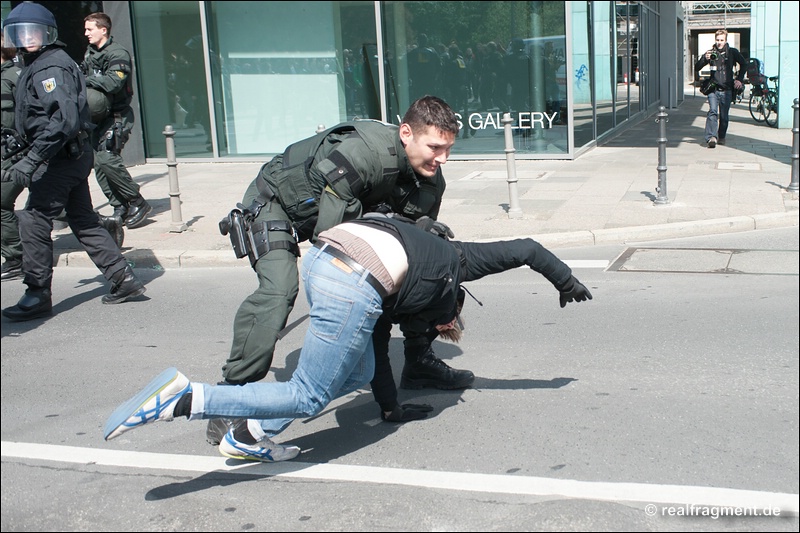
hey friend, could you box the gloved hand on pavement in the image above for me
[558,275,593,308]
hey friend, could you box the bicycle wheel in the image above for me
[749,94,768,123]
[765,91,778,127]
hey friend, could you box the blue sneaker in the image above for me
[218,427,300,462]
[104,367,191,440]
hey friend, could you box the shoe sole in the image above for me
[102,286,147,305]
[2,306,53,321]
[400,375,475,390]
[104,367,183,440]
[218,433,300,462]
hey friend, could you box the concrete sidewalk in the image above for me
[48,88,798,269]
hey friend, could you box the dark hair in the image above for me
[402,95,459,136]
[85,12,112,33]
[1,38,17,61]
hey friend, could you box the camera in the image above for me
[709,50,719,61]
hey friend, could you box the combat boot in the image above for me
[102,265,146,304]
[1,258,23,282]
[2,287,52,321]
[124,196,152,229]
[400,346,475,390]
[206,380,241,446]
[99,215,125,249]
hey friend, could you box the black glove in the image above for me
[415,216,454,240]
[381,403,434,423]
[1,152,44,187]
[559,275,593,308]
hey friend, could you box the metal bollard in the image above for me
[654,106,670,205]
[788,98,799,193]
[162,125,187,232]
[500,113,523,218]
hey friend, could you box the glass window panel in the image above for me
[594,1,615,138]
[571,1,593,148]
[205,1,377,156]
[381,1,568,157]
[130,1,212,158]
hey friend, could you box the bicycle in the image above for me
[749,75,779,127]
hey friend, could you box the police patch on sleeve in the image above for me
[42,78,57,93]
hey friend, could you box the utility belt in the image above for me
[219,199,300,267]
[58,130,89,159]
[313,241,388,299]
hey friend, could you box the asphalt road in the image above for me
[2,227,798,532]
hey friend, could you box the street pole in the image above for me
[788,98,799,193]
[162,125,187,232]
[654,106,670,205]
[501,113,523,219]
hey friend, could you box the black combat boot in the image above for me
[99,215,125,249]
[124,196,152,229]
[400,345,475,390]
[2,287,52,321]
[102,265,146,304]
[1,258,23,282]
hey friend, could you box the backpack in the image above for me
[746,58,766,93]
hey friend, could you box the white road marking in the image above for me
[564,259,608,269]
[3,441,797,514]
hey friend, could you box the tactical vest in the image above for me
[260,120,402,241]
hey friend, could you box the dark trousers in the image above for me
[1,179,24,262]
[19,148,127,290]
[222,181,300,384]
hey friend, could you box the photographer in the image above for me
[695,29,747,148]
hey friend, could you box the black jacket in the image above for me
[15,43,93,160]
[694,44,747,91]
[352,215,573,336]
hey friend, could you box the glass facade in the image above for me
[2,1,673,160]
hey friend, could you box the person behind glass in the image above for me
[205,95,476,442]
[1,3,145,322]
[694,29,746,148]
[1,34,24,282]
[104,214,593,462]
[82,12,152,228]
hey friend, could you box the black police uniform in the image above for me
[1,55,24,278]
[9,43,137,308]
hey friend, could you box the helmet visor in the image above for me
[3,23,57,49]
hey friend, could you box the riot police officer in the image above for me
[1,3,145,322]
[1,34,23,281]
[82,12,152,229]
[208,96,474,443]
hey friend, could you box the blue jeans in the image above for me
[704,89,732,142]
[193,244,383,438]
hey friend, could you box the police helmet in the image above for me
[87,87,112,124]
[2,2,58,49]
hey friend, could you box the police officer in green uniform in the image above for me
[82,12,151,229]
[208,96,474,443]
[1,35,23,281]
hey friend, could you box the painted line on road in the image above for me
[3,441,797,514]
[564,259,608,269]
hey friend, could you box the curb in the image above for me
[51,211,799,270]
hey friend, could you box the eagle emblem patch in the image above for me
[42,78,57,93]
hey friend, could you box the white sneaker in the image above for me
[104,368,191,440]
[707,136,717,148]
[218,427,300,462]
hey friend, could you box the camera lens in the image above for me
[710,51,719,60]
